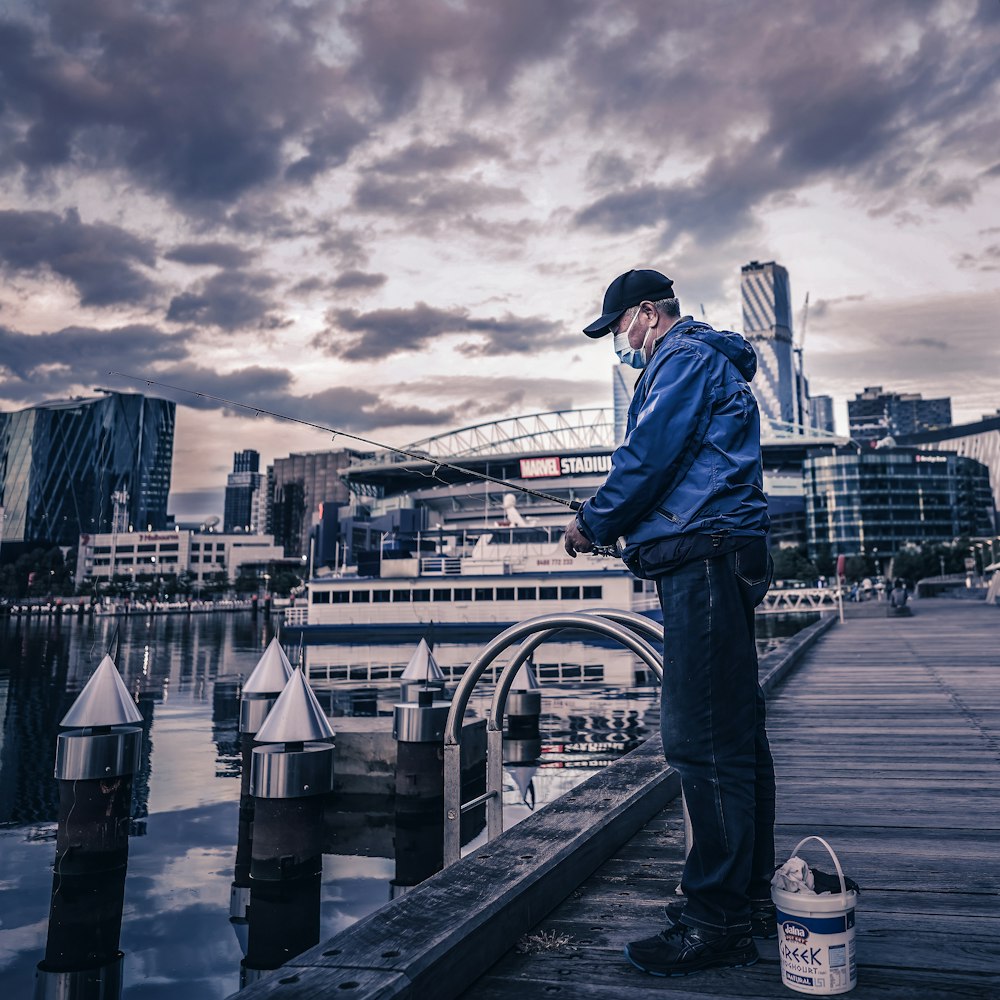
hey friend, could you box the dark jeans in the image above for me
[655,535,774,933]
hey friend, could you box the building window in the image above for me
[453,588,472,601]
[351,591,370,603]
[412,589,430,602]
[392,589,410,602]
[312,592,331,604]
[432,588,452,601]
[372,590,391,603]
[331,592,349,603]
[160,543,179,552]
[539,586,558,600]
[495,587,515,601]
[137,544,156,553]
[582,586,603,599]
[191,555,199,563]
[560,586,581,599]
[94,546,111,554]
[517,587,537,600]
[474,587,494,601]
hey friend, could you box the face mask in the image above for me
[613,309,648,369]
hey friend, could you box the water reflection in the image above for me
[0,610,814,997]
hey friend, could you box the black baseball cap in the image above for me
[582,268,674,337]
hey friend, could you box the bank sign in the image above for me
[519,455,612,479]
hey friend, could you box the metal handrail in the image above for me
[442,610,668,867]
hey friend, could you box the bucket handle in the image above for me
[790,835,849,902]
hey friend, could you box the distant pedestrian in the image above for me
[564,269,773,977]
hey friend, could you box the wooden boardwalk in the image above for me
[462,599,1000,999]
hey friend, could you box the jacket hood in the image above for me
[666,319,758,381]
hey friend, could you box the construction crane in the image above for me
[793,292,810,433]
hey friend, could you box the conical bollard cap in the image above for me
[400,638,445,682]
[61,655,143,728]
[511,663,540,691]
[507,764,538,805]
[242,636,294,694]
[255,667,334,743]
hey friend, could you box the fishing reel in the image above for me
[591,545,622,559]
[591,538,626,559]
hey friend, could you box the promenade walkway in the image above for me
[462,599,1000,999]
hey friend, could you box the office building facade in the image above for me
[804,447,994,559]
[75,529,283,589]
[900,412,1000,530]
[0,392,175,551]
[223,449,265,533]
[741,260,797,426]
[267,449,358,558]
[848,386,952,443]
[810,395,835,435]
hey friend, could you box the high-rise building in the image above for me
[612,366,640,443]
[0,391,175,551]
[810,395,836,434]
[223,449,264,533]
[848,386,952,443]
[267,450,358,558]
[741,260,796,426]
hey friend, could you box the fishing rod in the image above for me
[109,372,619,553]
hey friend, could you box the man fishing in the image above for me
[564,268,774,977]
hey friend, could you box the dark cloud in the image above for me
[285,110,370,183]
[369,133,507,175]
[166,270,286,330]
[0,0,366,206]
[956,245,1000,272]
[0,322,190,401]
[315,302,569,360]
[352,174,524,220]
[128,362,462,434]
[342,0,582,116]
[568,3,1000,250]
[331,270,388,292]
[0,208,158,305]
[164,242,256,268]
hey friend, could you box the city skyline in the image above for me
[0,1,997,522]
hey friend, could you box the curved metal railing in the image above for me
[442,610,669,866]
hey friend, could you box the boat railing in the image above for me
[442,609,691,867]
[284,605,309,627]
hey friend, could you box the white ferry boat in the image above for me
[286,527,658,639]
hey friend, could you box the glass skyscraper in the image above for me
[804,447,994,559]
[741,260,797,426]
[0,391,175,550]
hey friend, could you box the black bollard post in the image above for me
[242,667,334,986]
[230,637,294,937]
[35,655,143,1000]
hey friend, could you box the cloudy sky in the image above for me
[1,0,998,520]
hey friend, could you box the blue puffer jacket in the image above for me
[577,318,769,567]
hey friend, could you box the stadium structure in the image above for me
[333,405,846,555]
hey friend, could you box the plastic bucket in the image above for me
[771,836,857,995]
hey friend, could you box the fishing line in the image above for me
[108,372,583,510]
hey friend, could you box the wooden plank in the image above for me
[234,738,681,999]
[465,949,999,999]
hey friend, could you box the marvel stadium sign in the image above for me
[519,455,612,478]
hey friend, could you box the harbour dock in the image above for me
[236,598,999,999]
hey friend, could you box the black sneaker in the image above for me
[625,923,759,977]
[663,898,777,940]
